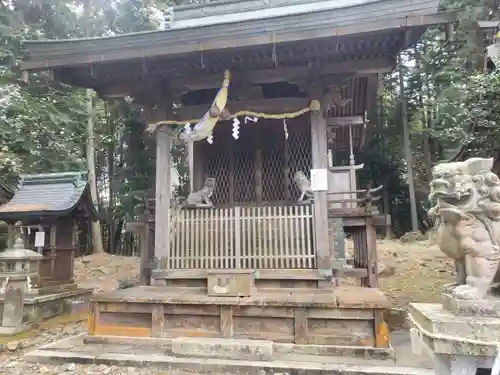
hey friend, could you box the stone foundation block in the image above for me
[171,337,273,361]
[441,293,500,318]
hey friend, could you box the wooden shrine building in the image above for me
[20,0,455,367]
[0,172,98,293]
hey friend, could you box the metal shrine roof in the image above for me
[0,172,98,220]
[20,0,450,73]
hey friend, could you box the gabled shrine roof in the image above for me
[0,172,99,220]
[20,0,453,75]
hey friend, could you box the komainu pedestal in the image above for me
[409,294,500,375]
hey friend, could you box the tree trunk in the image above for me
[106,101,116,253]
[86,89,105,253]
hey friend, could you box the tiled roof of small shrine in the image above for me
[0,172,96,219]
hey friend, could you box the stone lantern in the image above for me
[0,238,43,295]
[0,238,43,335]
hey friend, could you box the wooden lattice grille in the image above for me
[203,116,311,206]
[169,205,315,269]
[328,76,367,118]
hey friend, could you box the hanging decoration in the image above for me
[232,117,240,140]
[207,133,214,144]
[147,70,231,140]
[283,119,288,140]
[147,100,320,132]
[146,66,322,134]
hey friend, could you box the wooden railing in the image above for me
[168,205,314,269]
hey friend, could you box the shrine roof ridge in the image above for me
[168,0,383,29]
[0,171,95,219]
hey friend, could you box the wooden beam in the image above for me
[175,98,310,121]
[171,59,394,91]
[97,58,394,97]
[328,116,365,127]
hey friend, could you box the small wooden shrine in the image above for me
[0,172,98,292]
[19,0,455,369]
[0,172,93,324]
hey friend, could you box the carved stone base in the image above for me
[442,293,500,317]
[207,270,254,297]
[408,301,500,375]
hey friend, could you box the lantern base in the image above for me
[0,287,92,336]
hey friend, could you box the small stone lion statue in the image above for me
[428,157,500,300]
[185,177,216,208]
[294,171,314,204]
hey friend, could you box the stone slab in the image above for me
[442,293,500,317]
[171,337,273,361]
[84,334,395,360]
[0,323,31,336]
[25,334,433,375]
[0,287,93,304]
[408,302,500,357]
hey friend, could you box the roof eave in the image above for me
[20,11,457,72]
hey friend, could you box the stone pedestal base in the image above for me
[0,288,92,336]
[0,323,32,336]
[408,294,500,375]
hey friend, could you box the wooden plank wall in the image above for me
[169,205,314,269]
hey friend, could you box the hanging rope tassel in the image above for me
[283,119,288,140]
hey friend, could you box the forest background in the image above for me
[0,0,497,253]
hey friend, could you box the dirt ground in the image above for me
[74,253,140,292]
[73,238,454,308]
[376,238,454,308]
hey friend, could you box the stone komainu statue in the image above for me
[294,171,313,204]
[185,177,216,207]
[429,157,500,300]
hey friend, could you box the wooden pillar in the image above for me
[49,224,57,279]
[155,125,172,268]
[193,143,205,191]
[309,94,331,275]
[187,140,194,193]
[6,222,13,248]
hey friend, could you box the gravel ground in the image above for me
[0,321,188,374]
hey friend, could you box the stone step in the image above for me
[25,348,433,375]
[25,335,433,375]
[172,337,273,361]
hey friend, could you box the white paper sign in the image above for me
[310,169,328,191]
[34,231,45,247]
